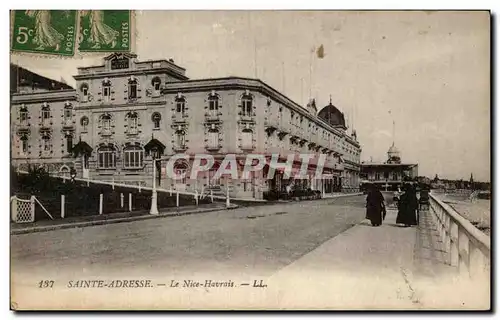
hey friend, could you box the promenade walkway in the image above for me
[267,207,490,310]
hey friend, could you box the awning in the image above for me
[71,140,93,157]
[144,138,166,156]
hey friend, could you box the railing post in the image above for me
[87,177,90,187]
[176,190,179,207]
[30,196,35,223]
[120,193,124,208]
[210,190,214,203]
[99,194,103,215]
[139,184,141,193]
[469,245,487,280]
[11,196,17,222]
[450,222,459,267]
[61,194,65,219]
[112,178,115,190]
[129,193,132,212]
[195,190,199,206]
[226,187,230,208]
[458,229,470,277]
[170,186,172,196]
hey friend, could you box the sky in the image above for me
[10,10,491,181]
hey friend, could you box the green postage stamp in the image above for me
[78,10,131,52]
[11,10,78,56]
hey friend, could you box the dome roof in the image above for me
[388,144,400,154]
[317,102,346,128]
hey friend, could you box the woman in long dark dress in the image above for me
[396,184,418,227]
[366,184,385,227]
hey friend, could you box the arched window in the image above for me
[123,145,144,169]
[151,77,161,92]
[241,93,253,116]
[80,116,89,132]
[152,112,161,129]
[128,79,138,99]
[97,145,116,169]
[241,128,253,150]
[60,166,70,178]
[175,130,186,148]
[102,79,111,101]
[80,83,89,101]
[175,96,186,116]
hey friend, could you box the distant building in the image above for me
[360,143,418,191]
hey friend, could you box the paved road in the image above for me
[12,195,369,278]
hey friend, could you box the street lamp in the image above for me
[150,156,160,215]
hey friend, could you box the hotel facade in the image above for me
[11,53,362,199]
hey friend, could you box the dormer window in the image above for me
[128,78,138,100]
[241,93,253,117]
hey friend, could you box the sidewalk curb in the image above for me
[11,204,239,235]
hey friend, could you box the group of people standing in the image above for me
[365,183,419,227]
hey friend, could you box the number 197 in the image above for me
[38,280,54,288]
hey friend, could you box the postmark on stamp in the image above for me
[78,10,131,52]
[11,10,78,56]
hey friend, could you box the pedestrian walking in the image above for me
[365,183,386,227]
[396,183,419,227]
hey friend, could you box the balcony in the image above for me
[62,118,75,130]
[100,128,112,137]
[204,111,222,123]
[205,144,222,151]
[173,144,188,152]
[17,121,30,133]
[125,127,139,136]
[172,113,188,124]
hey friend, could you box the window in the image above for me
[152,77,161,92]
[392,172,399,181]
[41,104,51,125]
[175,168,187,184]
[127,112,138,134]
[64,106,72,121]
[208,95,219,115]
[81,83,89,100]
[241,94,252,116]
[152,112,161,129]
[241,129,253,149]
[81,116,89,132]
[101,115,111,131]
[375,172,381,180]
[102,82,111,100]
[124,145,144,169]
[208,129,219,149]
[42,135,51,152]
[66,135,73,153]
[97,146,116,169]
[20,136,28,154]
[208,168,220,187]
[176,130,186,148]
[19,107,28,125]
[175,97,186,115]
[128,80,138,99]
[384,172,389,180]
